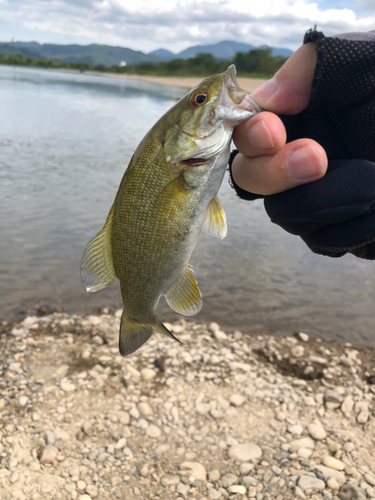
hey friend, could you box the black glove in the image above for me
[229,29,375,260]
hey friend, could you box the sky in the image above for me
[0,0,374,54]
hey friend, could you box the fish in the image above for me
[80,65,261,356]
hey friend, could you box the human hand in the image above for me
[232,42,328,196]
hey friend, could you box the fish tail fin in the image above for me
[119,313,181,356]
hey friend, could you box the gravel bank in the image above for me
[1,310,375,499]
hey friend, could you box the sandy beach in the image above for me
[61,69,269,93]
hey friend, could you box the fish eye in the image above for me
[190,93,208,107]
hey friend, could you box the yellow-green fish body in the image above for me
[81,65,260,355]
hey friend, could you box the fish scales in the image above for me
[81,65,261,355]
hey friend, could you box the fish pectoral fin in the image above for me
[201,197,227,240]
[80,203,117,293]
[164,265,203,316]
[119,315,181,356]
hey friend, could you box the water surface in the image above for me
[1,66,374,347]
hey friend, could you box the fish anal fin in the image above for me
[165,266,203,316]
[119,315,181,356]
[80,204,117,293]
[201,197,227,239]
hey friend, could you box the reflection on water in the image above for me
[1,66,374,347]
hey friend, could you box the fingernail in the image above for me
[248,120,274,151]
[251,78,278,104]
[286,146,325,180]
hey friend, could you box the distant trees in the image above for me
[0,48,288,78]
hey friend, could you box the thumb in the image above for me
[250,42,317,115]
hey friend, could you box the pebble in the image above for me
[289,437,315,453]
[228,485,246,494]
[229,394,245,407]
[39,445,58,464]
[338,484,367,500]
[316,466,345,486]
[18,396,29,407]
[308,422,327,441]
[298,332,309,342]
[322,456,345,471]
[298,476,325,491]
[357,410,369,424]
[228,443,262,462]
[2,312,374,500]
[179,462,207,481]
[221,473,238,487]
[60,379,76,392]
[141,368,156,380]
[146,425,161,438]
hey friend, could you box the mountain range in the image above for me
[0,40,293,67]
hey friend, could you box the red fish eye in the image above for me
[190,93,207,107]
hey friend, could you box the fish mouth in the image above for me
[223,64,263,114]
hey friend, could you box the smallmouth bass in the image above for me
[81,65,260,355]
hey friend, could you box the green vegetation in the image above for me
[0,48,288,78]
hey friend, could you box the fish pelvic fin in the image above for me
[164,265,203,316]
[80,203,117,293]
[119,314,181,356]
[201,196,227,240]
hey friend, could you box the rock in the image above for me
[365,474,375,487]
[179,461,207,481]
[60,379,76,392]
[54,427,70,441]
[44,431,56,445]
[327,477,340,490]
[141,368,156,380]
[85,485,98,497]
[161,475,180,486]
[295,486,306,498]
[39,445,58,464]
[288,424,303,436]
[324,391,343,409]
[308,422,327,440]
[138,402,153,418]
[298,476,325,491]
[147,425,161,438]
[78,496,92,500]
[239,463,253,475]
[315,465,345,486]
[298,332,309,342]
[357,410,369,424]
[221,473,238,487]
[91,335,104,345]
[228,443,262,462]
[322,456,345,471]
[338,484,367,500]
[213,330,227,340]
[18,396,29,407]
[140,465,149,477]
[298,448,313,459]
[289,437,315,453]
[229,394,245,407]
[228,485,246,494]
[208,470,221,481]
[341,396,354,416]
[208,322,220,333]
[82,422,93,436]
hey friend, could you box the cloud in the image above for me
[0,0,373,52]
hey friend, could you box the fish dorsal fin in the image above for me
[201,197,227,240]
[80,204,117,293]
[119,315,181,356]
[164,265,203,316]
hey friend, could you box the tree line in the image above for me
[0,48,288,78]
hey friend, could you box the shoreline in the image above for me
[1,310,375,499]
[48,67,268,93]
